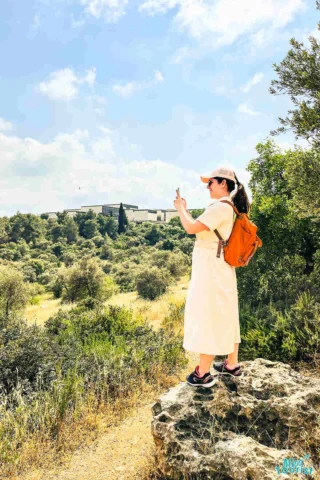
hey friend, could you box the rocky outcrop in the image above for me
[151,358,320,479]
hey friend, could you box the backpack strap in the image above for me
[214,200,239,258]
[214,230,227,258]
[219,200,240,216]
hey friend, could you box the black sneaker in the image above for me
[186,365,216,388]
[213,359,242,377]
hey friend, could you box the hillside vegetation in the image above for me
[1,140,319,476]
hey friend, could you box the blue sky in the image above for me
[0,0,317,217]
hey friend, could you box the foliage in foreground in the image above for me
[0,302,187,476]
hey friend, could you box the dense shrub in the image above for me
[0,266,30,321]
[238,291,320,366]
[52,256,119,303]
[62,250,77,267]
[109,261,142,292]
[275,291,320,363]
[150,250,190,279]
[135,266,171,300]
[0,303,187,475]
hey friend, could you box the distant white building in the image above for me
[64,208,81,217]
[133,209,157,223]
[80,205,103,214]
[44,212,58,219]
[42,203,198,224]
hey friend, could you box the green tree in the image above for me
[100,235,114,260]
[145,225,162,245]
[118,203,127,234]
[9,213,45,244]
[0,265,30,321]
[74,210,97,238]
[56,255,118,303]
[49,222,65,243]
[62,251,77,267]
[56,211,68,224]
[96,214,118,240]
[247,140,318,263]
[136,266,171,300]
[285,147,320,221]
[63,216,79,243]
[97,214,109,236]
[82,219,99,239]
[269,1,320,147]
[0,218,10,244]
[237,139,320,312]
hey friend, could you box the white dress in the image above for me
[183,195,241,355]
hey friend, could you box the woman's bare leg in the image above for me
[199,354,215,376]
[227,343,240,366]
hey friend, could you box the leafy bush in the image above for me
[275,291,320,363]
[28,296,41,305]
[161,298,185,336]
[238,291,320,366]
[0,319,69,393]
[100,241,114,260]
[0,266,30,321]
[62,251,77,267]
[151,250,190,279]
[52,256,119,303]
[101,260,113,274]
[135,266,171,300]
[109,261,141,292]
[0,302,188,476]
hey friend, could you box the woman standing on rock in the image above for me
[173,167,251,387]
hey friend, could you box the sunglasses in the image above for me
[207,179,215,187]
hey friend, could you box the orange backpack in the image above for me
[214,200,262,267]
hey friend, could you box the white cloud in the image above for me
[139,0,179,15]
[81,68,96,86]
[37,68,96,101]
[154,70,164,83]
[241,72,264,93]
[250,29,269,47]
[237,103,260,116]
[0,117,13,132]
[0,127,217,216]
[139,0,305,46]
[113,70,164,98]
[81,0,128,22]
[171,46,191,64]
[99,125,115,134]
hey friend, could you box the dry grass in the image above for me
[12,276,191,480]
[104,274,190,331]
[24,274,190,330]
[25,293,74,326]
[11,354,191,480]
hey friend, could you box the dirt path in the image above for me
[25,352,199,480]
[19,357,320,480]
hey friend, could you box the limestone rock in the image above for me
[151,358,319,479]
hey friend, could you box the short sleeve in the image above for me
[196,202,228,233]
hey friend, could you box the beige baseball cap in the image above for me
[200,167,236,183]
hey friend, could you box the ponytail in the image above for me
[231,172,251,215]
[214,173,251,214]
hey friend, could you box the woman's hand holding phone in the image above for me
[174,187,187,210]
